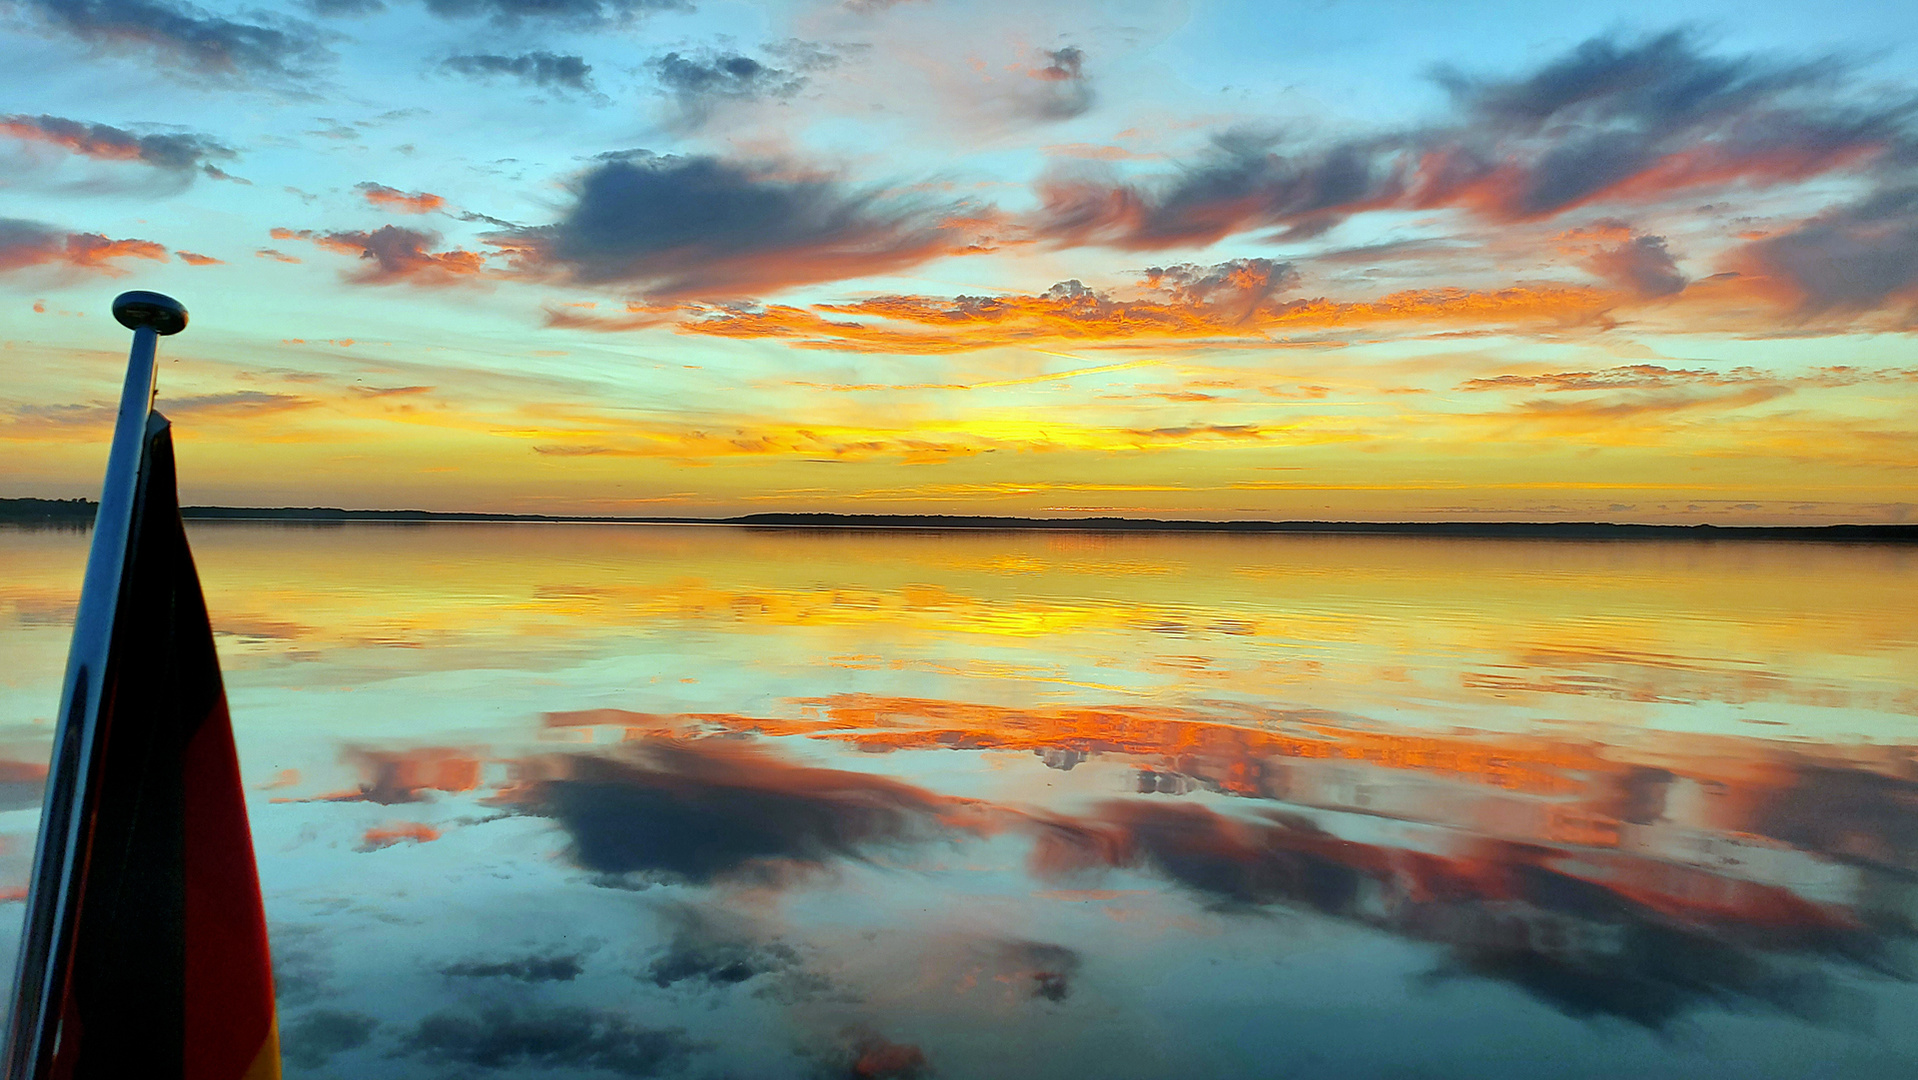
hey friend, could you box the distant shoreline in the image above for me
[3,497,1913,542]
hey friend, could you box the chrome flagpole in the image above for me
[3,292,188,1080]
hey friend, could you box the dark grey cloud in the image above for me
[306,0,683,20]
[653,51,796,99]
[1143,257,1299,313]
[1736,186,1918,313]
[404,1005,703,1077]
[298,0,382,13]
[1420,29,1903,220]
[1033,30,1916,248]
[0,219,65,272]
[1038,800,1367,911]
[1755,765,1918,875]
[281,1009,377,1070]
[1030,798,1897,1029]
[440,953,585,982]
[995,940,1081,1002]
[764,37,859,74]
[18,0,331,83]
[645,904,799,989]
[1038,129,1395,249]
[506,739,987,884]
[442,51,595,93]
[1434,29,1837,136]
[649,50,804,127]
[1020,46,1093,121]
[502,152,984,300]
[267,924,335,1007]
[0,114,238,179]
[1582,228,1688,297]
[416,0,686,25]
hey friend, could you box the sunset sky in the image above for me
[2,0,1915,521]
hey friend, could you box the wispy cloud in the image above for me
[18,0,332,84]
[1,113,238,180]
[1031,30,1913,249]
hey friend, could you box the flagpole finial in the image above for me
[112,291,188,336]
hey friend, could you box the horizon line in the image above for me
[2,498,1913,541]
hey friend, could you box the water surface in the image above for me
[1,524,1914,1078]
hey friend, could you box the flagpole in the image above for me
[3,292,188,1080]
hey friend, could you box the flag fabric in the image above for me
[10,414,280,1080]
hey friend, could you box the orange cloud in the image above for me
[542,301,679,332]
[293,747,486,805]
[546,696,1606,796]
[175,250,224,266]
[357,182,448,214]
[0,222,167,276]
[645,264,1613,353]
[0,114,235,177]
[680,286,1610,352]
[271,225,486,286]
[359,822,442,850]
[1044,143,1159,162]
[3,115,147,161]
[63,234,167,271]
[1457,364,1918,430]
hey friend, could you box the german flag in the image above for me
[3,293,280,1080]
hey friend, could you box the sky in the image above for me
[2,0,1916,522]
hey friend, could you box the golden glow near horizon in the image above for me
[2,5,1917,523]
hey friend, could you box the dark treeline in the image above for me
[4,498,1914,542]
[0,498,96,522]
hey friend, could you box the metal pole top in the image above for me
[111,291,187,336]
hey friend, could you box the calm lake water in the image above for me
[1,524,1915,1079]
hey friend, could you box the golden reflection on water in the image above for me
[10,523,1914,725]
[1,524,1915,1078]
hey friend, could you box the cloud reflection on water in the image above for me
[3,525,1915,1076]
[499,713,1914,1031]
[503,739,1000,887]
